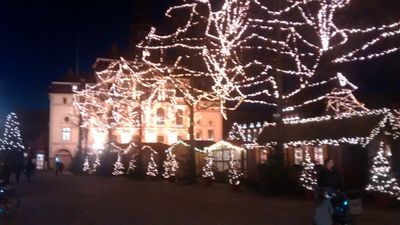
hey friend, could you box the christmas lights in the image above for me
[0,112,25,152]
[83,156,91,173]
[228,151,243,186]
[366,142,400,200]
[162,151,179,179]
[299,146,317,191]
[139,0,400,118]
[128,154,137,174]
[112,153,125,176]
[202,150,215,179]
[146,153,159,177]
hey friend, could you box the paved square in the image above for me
[2,172,399,225]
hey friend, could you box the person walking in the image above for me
[25,160,35,182]
[317,158,342,193]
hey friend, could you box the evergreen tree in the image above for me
[228,151,242,186]
[1,112,25,152]
[299,148,317,191]
[162,151,179,179]
[366,142,400,200]
[202,150,215,179]
[146,153,158,177]
[112,154,125,176]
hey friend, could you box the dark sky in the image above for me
[0,0,399,123]
[0,0,173,121]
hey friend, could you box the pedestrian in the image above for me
[59,162,64,175]
[0,161,11,186]
[25,159,35,182]
[317,158,342,194]
[314,188,333,225]
[15,164,23,184]
[55,156,61,176]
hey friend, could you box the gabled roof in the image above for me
[205,140,244,152]
[257,108,400,147]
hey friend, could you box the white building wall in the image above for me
[49,93,80,168]
[49,83,224,164]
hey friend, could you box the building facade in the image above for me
[49,75,223,169]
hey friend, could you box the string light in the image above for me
[162,151,179,179]
[112,153,125,176]
[146,153,159,177]
[139,0,400,118]
[0,112,25,152]
[83,156,91,173]
[365,141,400,200]
[202,150,215,180]
[228,151,243,186]
[299,146,317,191]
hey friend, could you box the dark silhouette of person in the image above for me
[15,164,23,184]
[0,161,11,186]
[25,160,35,182]
[317,158,342,193]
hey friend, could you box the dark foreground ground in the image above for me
[1,172,399,225]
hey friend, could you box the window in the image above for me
[176,109,183,125]
[62,97,67,104]
[208,120,213,126]
[157,135,164,143]
[260,149,268,164]
[212,149,242,172]
[195,131,202,140]
[294,147,303,165]
[156,108,165,125]
[208,130,214,140]
[314,146,324,165]
[62,127,71,141]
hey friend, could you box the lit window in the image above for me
[314,146,324,165]
[294,147,303,165]
[176,109,183,125]
[62,127,71,141]
[208,130,214,140]
[157,135,164,143]
[260,149,268,164]
[156,108,165,125]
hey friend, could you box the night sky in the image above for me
[0,0,399,123]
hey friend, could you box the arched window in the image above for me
[156,108,165,125]
[175,109,183,125]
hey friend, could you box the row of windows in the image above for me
[195,130,214,140]
[258,146,325,165]
[155,108,184,125]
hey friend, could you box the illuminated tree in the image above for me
[83,156,91,173]
[146,153,158,177]
[0,112,25,152]
[366,142,400,200]
[299,147,317,191]
[112,153,125,176]
[128,154,137,174]
[202,150,215,180]
[228,151,243,186]
[92,153,101,172]
[163,151,179,179]
[139,0,400,117]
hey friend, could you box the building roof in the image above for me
[256,109,400,147]
[49,74,96,94]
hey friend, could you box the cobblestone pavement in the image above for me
[1,172,399,225]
